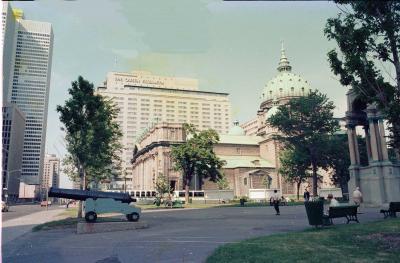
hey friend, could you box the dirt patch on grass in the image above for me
[359,233,400,250]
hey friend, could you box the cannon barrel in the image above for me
[48,187,133,203]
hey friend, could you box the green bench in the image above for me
[172,200,184,208]
[326,205,359,224]
[380,202,400,219]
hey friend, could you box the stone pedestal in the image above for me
[349,163,400,207]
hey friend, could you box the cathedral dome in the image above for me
[261,44,311,101]
[228,120,245,136]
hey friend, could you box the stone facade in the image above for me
[131,122,276,197]
[97,71,231,190]
[346,90,400,206]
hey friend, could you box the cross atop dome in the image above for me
[277,41,292,73]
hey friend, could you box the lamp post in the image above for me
[124,168,127,193]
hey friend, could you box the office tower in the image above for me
[2,2,54,187]
[2,103,26,202]
[42,154,60,192]
[97,71,231,190]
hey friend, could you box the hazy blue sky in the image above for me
[10,0,345,185]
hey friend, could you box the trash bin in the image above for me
[304,201,324,227]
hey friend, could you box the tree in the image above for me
[57,76,123,217]
[325,1,400,156]
[216,173,229,190]
[171,123,225,204]
[326,134,351,197]
[155,173,171,198]
[279,147,311,200]
[268,90,339,197]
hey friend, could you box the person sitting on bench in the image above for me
[327,194,339,206]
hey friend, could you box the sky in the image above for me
[9,0,346,187]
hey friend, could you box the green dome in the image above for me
[228,121,245,136]
[261,44,311,101]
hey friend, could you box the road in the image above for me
[2,204,61,222]
[3,206,383,263]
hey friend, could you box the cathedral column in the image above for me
[347,124,359,166]
[363,126,372,164]
[368,119,380,161]
[378,119,389,161]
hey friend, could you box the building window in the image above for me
[244,178,247,186]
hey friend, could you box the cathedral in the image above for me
[131,46,334,198]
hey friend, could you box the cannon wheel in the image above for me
[85,211,97,223]
[126,212,140,222]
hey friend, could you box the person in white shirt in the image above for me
[352,187,363,206]
[327,194,340,207]
[271,190,280,215]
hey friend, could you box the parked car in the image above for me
[40,200,52,207]
[2,201,9,212]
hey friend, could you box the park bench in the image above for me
[380,202,400,219]
[172,200,184,208]
[326,205,359,224]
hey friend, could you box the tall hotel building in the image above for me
[42,154,60,193]
[2,2,53,187]
[97,71,231,190]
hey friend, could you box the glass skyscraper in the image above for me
[2,2,53,186]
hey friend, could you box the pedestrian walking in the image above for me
[303,189,310,201]
[271,190,280,215]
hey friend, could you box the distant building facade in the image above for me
[2,2,54,189]
[97,71,231,190]
[41,154,60,193]
[2,103,25,202]
[131,46,335,197]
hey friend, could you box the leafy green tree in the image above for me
[325,0,400,156]
[279,147,311,200]
[326,134,351,197]
[216,173,229,190]
[268,90,339,197]
[155,173,171,198]
[171,124,225,203]
[57,76,123,217]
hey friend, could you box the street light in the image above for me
[123,168,127,193]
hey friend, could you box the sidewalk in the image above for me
[2,208,64,245]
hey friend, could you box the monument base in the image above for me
[77,221,149,234]
[349,162,400,207]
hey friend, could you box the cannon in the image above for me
[49,187,141,223]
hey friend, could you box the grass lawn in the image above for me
[137,201,304,210]
[207,218,400,263]
[137,202,230,210]
[225,201,304,207]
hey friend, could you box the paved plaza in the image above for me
[3,205,382,263]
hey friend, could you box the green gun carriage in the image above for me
[48,187,141,223]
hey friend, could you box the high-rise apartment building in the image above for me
[42,154,60,192]
[2,2,54,187]
[97,71,231,190]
